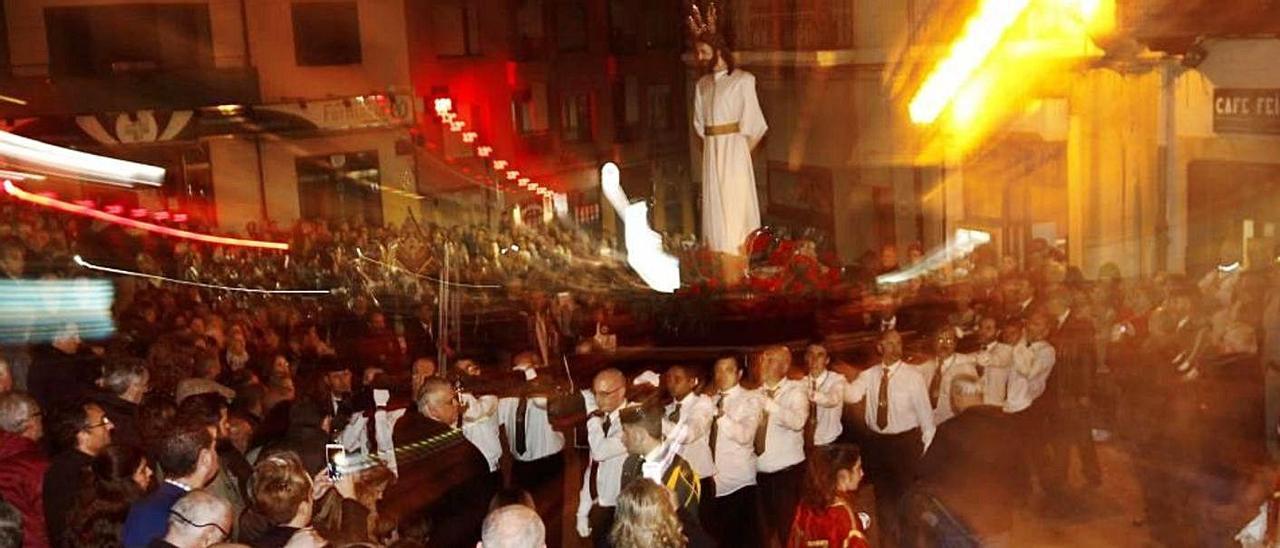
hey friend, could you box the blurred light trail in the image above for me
[876,228,992,286]
[73,255,333,295]
[601,162,681,293]
[0,279,114,344]
[909,0,1031,124]
[0,130,164,188]
[0,95,27,106]
[5,180,290,250]
[353,248,502,290]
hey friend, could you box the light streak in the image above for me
[354,248,503,289]
[908,0,1031,124]
[5,180,290,250]
[876,228,992,285]
[0,130,165,188]
[601,162,680,293]
[73,255,333,295]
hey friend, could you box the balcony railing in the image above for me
[731,0,855,51]
[0,67,260,118]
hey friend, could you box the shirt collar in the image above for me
[165,479,193,493]
[679,392,698,406]
[882,360,903,374]
[1057,308,1071,328]
[643,443,665,463]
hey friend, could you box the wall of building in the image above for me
[245,0,411,102]
[5,0,250,75]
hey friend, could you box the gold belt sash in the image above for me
[704,122,740,136]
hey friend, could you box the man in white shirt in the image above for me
[804,341,847,447]
[969,316,1013,406]
[575,368,629,545]
[496,352,567,547]
[844,330,935,547]
[706,354,762,547]
[460,392,502,474]
[1002,314,1057,504]
[918,329,979,426]
[754,345,809,546]
[662,364,717,522]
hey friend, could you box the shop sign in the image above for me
[1214,88,1280,135]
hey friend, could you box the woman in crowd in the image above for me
[245,451,328,548]
[63,445,155,547]
[788,444,869,548]
[609,479,688,548]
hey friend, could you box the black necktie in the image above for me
[710,394,724,456]
[755,388,775,456]
[876,369,890,430]
[805,376,819,447]
[514,396,529,455]
[589,412,610,501]
[929,360,944,409]
[668,402,682,424]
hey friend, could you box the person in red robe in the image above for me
[788,444,870,548]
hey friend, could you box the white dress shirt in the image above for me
[1003,339,1056,414]
[663,392,716,479]
[755,378,809,473]
[710,384,761,497]
[918,354,979,425]
[845,361,936,449]
[497,396,566,461]
[460,393,502,472]
[807,371,848,446]
[576,404,629,525]
[970,340,1014,406]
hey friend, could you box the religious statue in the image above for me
[689,1,768,285]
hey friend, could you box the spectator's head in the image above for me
[1027,313,1051,343]
[157,423,219,488]
[411,358,438,394]
[0,392,41,442]
[193,354,222,381]
[52,322,81,354]
[288,398,333,434]
[511,351,541,370]
[592,369,627,414]
[619,403,663,456]
[90,444,153,502]
[479,504,545,548]
[804,342,830,377]
[800,443,863,510]
[452,358,482,377]
[264,375,297,412]
[0,239,24,279]
[250,451,313,527]
[268,355,292,382]
[488,487,536,512]
[0,358,12,395]
[1000,319,1024,345]
[51,401,112,456]
[321,360,353,398]
[877,330,904,365]
[368,312,387,332]
[609,479,687,548]
[933,328,958,358]
[950,374,984,413]
[101,357,151,404]
[415,378,460,426]
[1044,288,1073,318]
[712,354,743,392]
[177,392,231,440]
[0,499,21,548]
[663,365,699,401]
[162,490,232,547]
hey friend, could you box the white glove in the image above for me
[576,515,592,538]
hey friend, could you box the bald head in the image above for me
[164,490,231,546]
[592,368,626,413]
[479,504,546,548]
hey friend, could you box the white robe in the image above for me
[694,69,768,255]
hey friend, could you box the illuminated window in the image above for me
[513,83,550,134]
[292,2,363,66]
[561,93,593,142]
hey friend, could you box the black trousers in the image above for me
[865,429,923,548]
[588,505,616,548]
[707,485,761,548]
[511,453,564,548]
[757,463,804,547]
[697,477,716,527]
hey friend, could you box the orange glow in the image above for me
[4,180,289,251]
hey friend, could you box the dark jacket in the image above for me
[94,392,142,450]
[1046,311,1097,409]
[0,431,50,547]
[402,317,439,363]
[43,449,92,545]
[916,405,1019,536]
[122,482,186,548]
[388,410,491,548]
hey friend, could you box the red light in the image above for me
[507,171,519,180]
[152,211,170,221]
[506,62,518,87]
[104,205,124,214]
[3,181,288,250]
[172,213,189,223]
[434,98,453,115]
[73,200,96,209]
[38,191,57,199]
[493,160,508,170]
[130,208,148,218]
[477,146,492,158]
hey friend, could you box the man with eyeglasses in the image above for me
[152,490,232,548]
[43,400,113,543]
[575,368,630,546]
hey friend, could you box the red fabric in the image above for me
[787,500,869,548]
[0,431,50,548]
